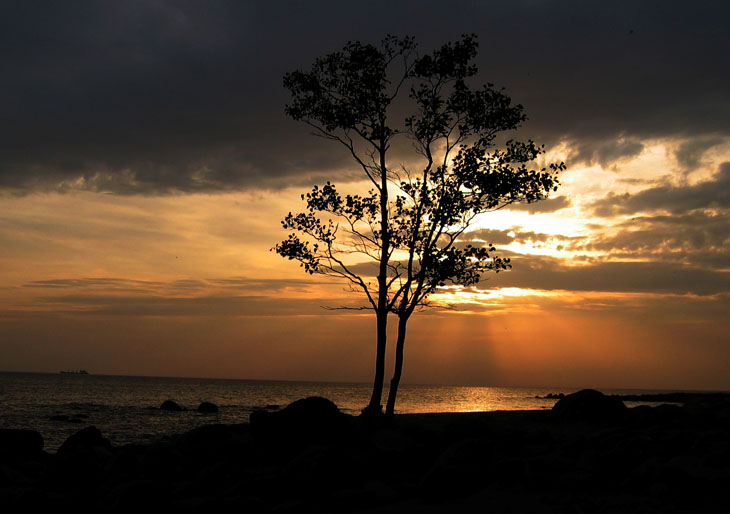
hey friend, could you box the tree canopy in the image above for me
[276,34,563,416]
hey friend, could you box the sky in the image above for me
[1,1,729,390]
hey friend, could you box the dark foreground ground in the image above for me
[2,390,729,513]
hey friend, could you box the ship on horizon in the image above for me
[59,369,89,375]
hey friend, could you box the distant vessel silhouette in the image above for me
[60,370,89,375]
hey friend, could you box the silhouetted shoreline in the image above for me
[2,390,729,513]
[539,391,730,405]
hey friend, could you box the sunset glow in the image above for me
[1,2,728,392]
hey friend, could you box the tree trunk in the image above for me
[365,309,388,415]
[385,314,408,416]
[364,142,390,417]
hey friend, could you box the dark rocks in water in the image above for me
[0,428,44,455]
[49,413,86,423]
[250,396,348,447]
[265,404,280,410]
[160,399,185,411]
[536,393,565,399]
[197,401,218,413]
[552,389,627,422]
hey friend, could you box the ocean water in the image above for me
[0,372,680,452]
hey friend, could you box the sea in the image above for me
[0,371,687,452]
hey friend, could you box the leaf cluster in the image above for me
[275,35,564,315]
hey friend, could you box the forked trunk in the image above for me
[385,315,408,416]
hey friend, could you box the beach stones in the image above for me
[552,389,627,423]
[160,399,185,411]
[3,394,730,514]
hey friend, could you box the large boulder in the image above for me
[197,401,218,413]
[250,396,348,447]
[0,429,44,456]
[55,426,114,485]
[57,426,112,458]
[552,389,627,423]
[160,399,185,411]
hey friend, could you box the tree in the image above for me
[275,35,563,416]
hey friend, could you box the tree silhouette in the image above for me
[276,35,563,416]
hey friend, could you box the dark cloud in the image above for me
[674,136,726,170]
[23,276,334,295]
[9,275,362,318]
[567,137,644,169]
[448,286,730,318]
[2,1,729,193]
[24,278,164,292]
[591,162,730,216]
[572,211,730,269]
[488,254,730,296]
[24,294,355,318]
[465,229,515,246]
[505,195,572,213]
[466,228,579,246]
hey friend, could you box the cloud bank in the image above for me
[2,1,729,193]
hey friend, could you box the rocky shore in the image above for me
[2,390,729,513]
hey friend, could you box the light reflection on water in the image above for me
[0,372,685,451]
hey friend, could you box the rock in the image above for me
[160,399,185,411]
[57,426,112,457]
[420,438,494,497]
[0,429,44,456]
[139,442,184,479]
[371,428,417,454]
[552,389,627,423]
[55,426,114,484]
[282,445,344,488]
[197,401,218,413]
[180,424,234,449]
[49,413,84,423]
[628,403,685,427]
[107,479,175,510]
[177,423,254,468]
[250,396,348,447]
[104,443,148,482]
[626,405,657,426]
[282,396,340,418]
